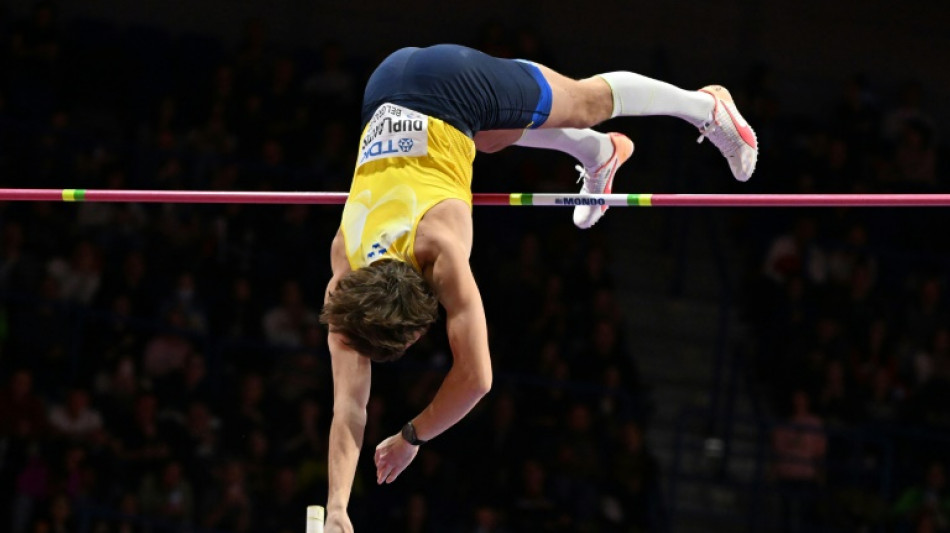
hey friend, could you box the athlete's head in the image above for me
[321,259,438,363]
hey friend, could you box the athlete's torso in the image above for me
[341,103,476,272]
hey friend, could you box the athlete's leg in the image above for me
[534,63,714,129]
[536,64,757,181]
[473,130,523,154]
[475,128,614,169]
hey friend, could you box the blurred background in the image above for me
[1,1,949,532]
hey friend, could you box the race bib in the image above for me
[358,103,428,166]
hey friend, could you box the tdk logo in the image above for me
[555,197,605,205]
[362,140,402,161]
[398,138,414,152]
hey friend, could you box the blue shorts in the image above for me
[360,44,553,137]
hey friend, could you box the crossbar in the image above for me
[1,189,950,207]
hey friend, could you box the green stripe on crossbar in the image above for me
[509,193,534,206]
[627,194,652,206]
[62,189,86,202]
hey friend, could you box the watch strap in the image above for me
[401,421,427,445]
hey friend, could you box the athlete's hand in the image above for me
[374,433,419,484]
[325,510,353,533]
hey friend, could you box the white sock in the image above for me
[598,72,715,127]
[514,128,614,169]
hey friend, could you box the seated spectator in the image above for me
[763,217,828,285]
[817,360,861,423]
[160,272,208,333]
[48,388,103,442]
[175,402,221,496]
[54,445,86,503]
[164,352,214,412]
[262,280,319,347]
[32,492,74,533]
[138,460,194,526]
[607,421,661,531]
[893,461,950,531]
[863,367,900,424]
[242,428,273,499]
[96,251,155,317]
[202,459,253,532]
[116,393,172,482]
[304,41,356,109]
[46,240,102,305]
[470,504,509,533]
[0,222,42,294]
[255,466,306,533]
[903,277,946,355]
[224,373,268,444]
[11,444,51,533]
[510,459,565,531]
[215,276,263,339]
[397,493,435,533]
[142,307,195,381]
[9,2,60,73]
[894,119,937,185]
[0,369,48,439]
[772,390,827,532]
[278,397,325,464]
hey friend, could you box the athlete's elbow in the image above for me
[471,372,492,398]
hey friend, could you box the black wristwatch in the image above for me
[400,421,427,446]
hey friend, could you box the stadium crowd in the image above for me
[0,5,654,532]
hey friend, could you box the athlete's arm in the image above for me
[415,239,493,436]
[325,231,369,532]
[373,237,492,484]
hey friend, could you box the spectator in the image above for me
[223,373,268,452]
[48,388,103,442]
[607,421,662,531]
[161,272,208,333]
[0,222,42,293]
[772,390,827,532]
[202,459,253,532]
[894,119,937,185]
[116,394,171,482]
[304,41,356,110]
[142,307,195,380]
[470,504,509,533]
[11,444,50,533]
[35,492,73,533]
[893,461,950,531]
[0,370,48,438]
[262,280,319,347]
[138,460,194,526]
[255,466,305,533]
[763,217,828,285]
[510,459,563,532]
[46,241,102,305]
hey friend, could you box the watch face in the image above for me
[402,422,421,444]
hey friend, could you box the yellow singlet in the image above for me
[341,103,475,272]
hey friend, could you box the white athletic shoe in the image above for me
[697,85,758,182]
[573,132,634,229]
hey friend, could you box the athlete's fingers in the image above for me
[384,466,401,484]
[377,464,392,485]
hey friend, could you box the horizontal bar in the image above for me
[1,189,950,207]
